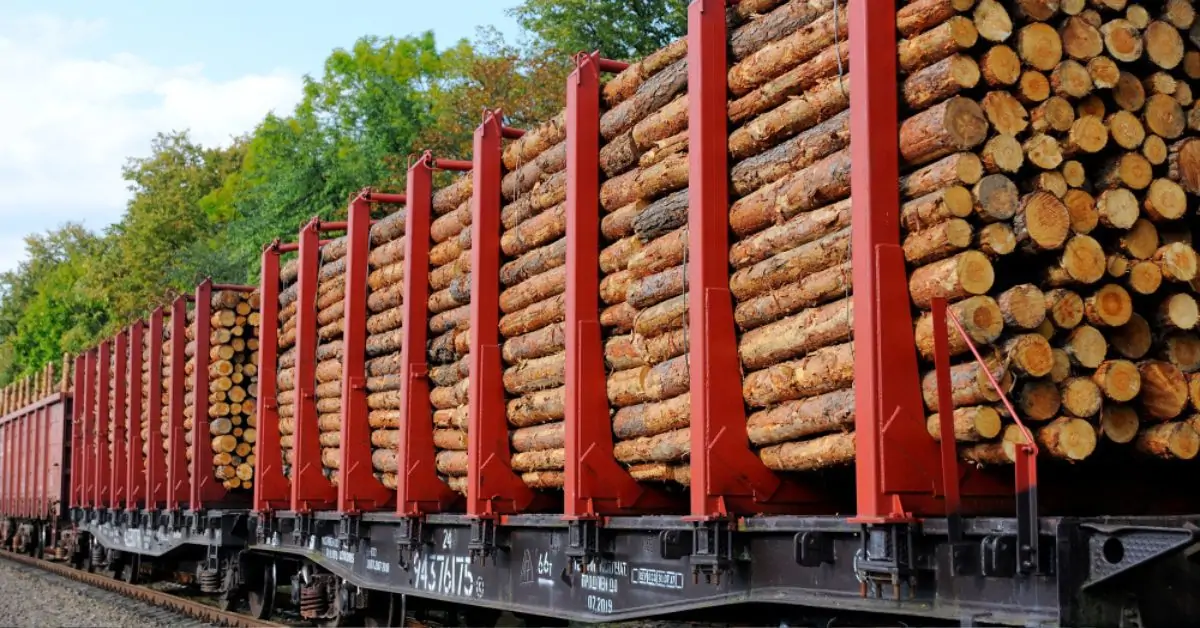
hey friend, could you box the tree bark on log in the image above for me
[507,387,565,427]
[503,352,566,395]
[502,322,565,365]
[735,262,851,331]
[729,228,850,301]
[499,295,565,338]
[738,298,853,371]
[511,421,565,453]
[501,239,566,287]
[601,58,688,142]
[1135,421,1200,460]
[746,386,854,446]
[920,358,1009,411]
[500,266,565,314]
[926,406,1002,441]
[743,342,855,407]
[759,431,856,471]
[914,296,1004,361]
[612,393,690,441]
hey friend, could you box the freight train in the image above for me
[5,1,1200,626]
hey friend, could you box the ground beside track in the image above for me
[0,559,214,628]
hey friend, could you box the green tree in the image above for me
[509,0,687,60]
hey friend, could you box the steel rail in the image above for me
[0,549,284,628]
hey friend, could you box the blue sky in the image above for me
[0,1,523,273]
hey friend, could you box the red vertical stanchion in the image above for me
[397,156,465,516]
[70,354,84,509]
[147,308,167,509]
[167,297,191,511]
[82,349,96,508]
[686,0,822,518]
[291,220,337,512]
[112,330,128,510]
[1,423,8,515]
[191,279,224,509]
[339,192,401,513]
[95,341,111,508]
[847,0,938,522]
[468,111,548,517]
[36,407,47,517]
[564,53,674,517]
[21,411,31,516]
[127,321,145,512]
[255,243,290,512]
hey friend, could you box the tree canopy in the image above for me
[0,0,666,384]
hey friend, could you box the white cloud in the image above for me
[0,13,303,272]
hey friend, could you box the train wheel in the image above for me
[363,592,398,627]
[120,557,139,584]
[246,560,276,620]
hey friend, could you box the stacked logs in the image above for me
[598,36,693,486]
[721,0,1200,471]
[108,349,116,460]
[499,113,570,490]
[159,314,173,462]
[182,290,261,491]
[427,175,474,494]
[0,363,59,414]
[313,236,349,485]
[141,328,150,470]
[278,257,299,478]
[363,207,407,491]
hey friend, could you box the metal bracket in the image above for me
[690,520,735,585]
[254,511,274,545]
[794,531,835,567]
[395,517,428,570]
[565,519,602,568]
[468,518,500,564]
[292,513,314,548]
[338,515,361,547]
[1081,525,1198,589]
[854,524,918,600]
[980,535,1016,577]
[659,530,690,560]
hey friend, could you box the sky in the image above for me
[0,1,523,274]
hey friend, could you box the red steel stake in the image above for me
[95,341,111,509]
[468,111,549,516]
[166,297,191,511]
[339,193,397,513]
[146,308,167,509]
[398,155,463,516]
[291,220,338,512]
[254,243,290,513]
[112,330,128,510]
[565,52,675,517]
[127,321,145,512]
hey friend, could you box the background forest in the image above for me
[0,0,687,384]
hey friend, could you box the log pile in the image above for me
[159,314,173,462]
[312,236,349,485]
[182,290,261,491]
[278,257,299,479]
[362,206,407,491]
[722,0,1200,471]
[141,329,150,471]
[426,175,474,494]
[499,112,570,490]
[0,364,59,414]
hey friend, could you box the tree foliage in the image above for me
[0,1,666,384]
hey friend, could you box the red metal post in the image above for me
[70,354,84,509]
[95,341,111,508]
[112,330,128,510]
[254,244,289,513]
[167,297,191,510]
[687,0,824,518]
[191,279,225,508]
[931,299,962,517]
[292,220,337,512]
[848,0,939,522]
[82,349,96,508]
[146,308,167,509]
[21,411,30,516]
[127,321,145,512]
[469,111,546,517]
[397,156,462,516]
[565,53,673,517]
[1,423,8,515]
[339,194,396,513]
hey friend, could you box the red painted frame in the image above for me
[686,0,826,518]
[564,53,676,518]
[166,297,191,511]
[94,341,111,508]
[339,191,406,514]
[468,111,554,517]
[70,354,84,509]
[127,321,145,511]
[291,219,338,512]
[146,308,167,509]
[254,243,290,513]
[112,330,128,510]
[397,155,467,516]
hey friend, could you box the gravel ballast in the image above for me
[0,558,213,628]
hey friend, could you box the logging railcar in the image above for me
[6,0,1200,626]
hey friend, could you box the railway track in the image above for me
[0,549,284,628]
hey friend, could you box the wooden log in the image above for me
[503,353,566,396]
[731,110,850,197]
[1136,421,1200,459]
[1159,293,1200,332]
[1036,417,1096,461]
[1014,379,1062,421]
[1154,242,1199,282]
[510,421,565,454]
[921,358,1010,411]
[972,175,1020,222]
[507,387,565,427]
[600,58,688,141]
[632,189,689,242]
[907,250,995,309]
[735,262,851,331]
[902,219,974,265]
[926,406,1002,442]
[729,228,849,301]
[1017,69,1050,104]
[600,237,642,275]
[607,354,689,407]
[500,239,566,288]
[500,266,565,314]
[1140,360,1189,420]
[758,431,856,471]
[743,342,855,407]
[499,295,564,339]
[501,323,564,365]
[1044,235,1105,287]
[999,284,1047,330]
[1083,284,1133,327]
[914,296,1005,361]
[1144,20,1184,70]
[727,4,846,97]
[601,302,638,333]
[1060,376,1102,417]
[613,428,690,465]
[1005,334,1055,377]
[612,393,690,441]
[1014,191,1070,251]
[603,37,686,106]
